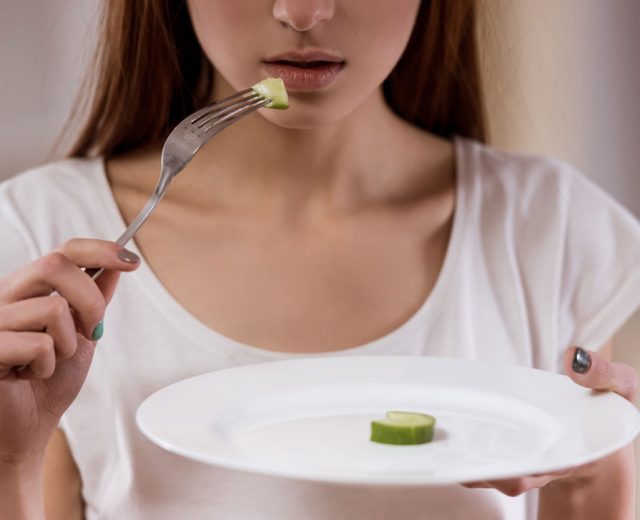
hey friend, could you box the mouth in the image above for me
[268,59,340,69]
[262,50,345,91]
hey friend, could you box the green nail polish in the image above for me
[92,321,104,341]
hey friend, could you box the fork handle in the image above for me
[85,190,165,280]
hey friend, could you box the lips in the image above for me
[262,50,345,91]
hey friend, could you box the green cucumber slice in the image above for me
[251,78,289,109]
[370,411,436,445]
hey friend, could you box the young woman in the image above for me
[1,1,639,518]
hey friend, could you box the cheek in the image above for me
[323,1,420,110]
[188,0,254,34]
[353,1,421,69]
[187,0,263,72]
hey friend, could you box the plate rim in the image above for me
[136,355,640,486]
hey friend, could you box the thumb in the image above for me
[564,346,639,402]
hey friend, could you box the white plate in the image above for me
[136,356,640,486]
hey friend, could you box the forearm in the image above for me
[0,461,45,520]
[538,444,635,520]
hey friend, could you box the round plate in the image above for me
[136,356,640,486]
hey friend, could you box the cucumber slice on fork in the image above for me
[251,78,289,109]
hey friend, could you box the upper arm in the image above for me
[44,428,84,520]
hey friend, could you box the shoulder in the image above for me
[455,138,633,228]
[0,157,104,203]
[0,158,107,227]
[457,137,576,198]
[455,139,640,352]
[0,158,110,254]
[456,137,640,278]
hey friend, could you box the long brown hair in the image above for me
[67,0,486,158]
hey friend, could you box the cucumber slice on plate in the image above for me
[371,411,436,445]
[251,78,289,109]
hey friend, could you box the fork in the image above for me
[87,88,269,279]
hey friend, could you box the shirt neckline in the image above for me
[92,137,470,360]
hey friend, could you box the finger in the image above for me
[565,346,639,401]
[530,467,574,479]
[54,238,140,273]
[461,481,491,489]
[0,242,139,338]
[0,239,140,303]
[0,252,106,339]
[462,467,573,493]
[52,241,139,330]
[94,270,122,306]
[0,331,56,379]
[494,476,558,496]
[0,296,77,360]
[465,476,557,497]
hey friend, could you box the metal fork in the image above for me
[88,88,268,279]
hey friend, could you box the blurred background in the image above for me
[1,0,639,514]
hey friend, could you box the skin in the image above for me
[0,1,636,518]
[0,241,140,519]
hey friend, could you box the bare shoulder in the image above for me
[44,428,84,520]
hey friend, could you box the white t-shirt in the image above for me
[1,138,639,519]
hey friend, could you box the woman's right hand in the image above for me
[0,239,140,470]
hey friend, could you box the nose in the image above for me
[272,0,335,31]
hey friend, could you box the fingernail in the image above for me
[572,347,592,374]
[117,248,140,264]
[91,320,104,341]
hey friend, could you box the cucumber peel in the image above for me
[370,411,436,445]
[251,78,289,109]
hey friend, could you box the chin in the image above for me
[260,94,361,130]
[258,101,354,130]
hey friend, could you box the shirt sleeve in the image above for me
[558,165,640,352]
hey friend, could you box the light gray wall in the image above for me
[577,2,640,217]
[0,0,98,178]
[483,0,640,217]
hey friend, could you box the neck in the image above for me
[168,82,406,222]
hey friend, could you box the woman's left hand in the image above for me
[462,345,638,497]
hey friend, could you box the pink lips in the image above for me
[262,50,345,91]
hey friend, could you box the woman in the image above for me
[1,1,639,518]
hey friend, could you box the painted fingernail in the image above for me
[91,320,104,341]
[117,248,140,264]
[572,347,591,374]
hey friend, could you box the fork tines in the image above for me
[191,88,268,133]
